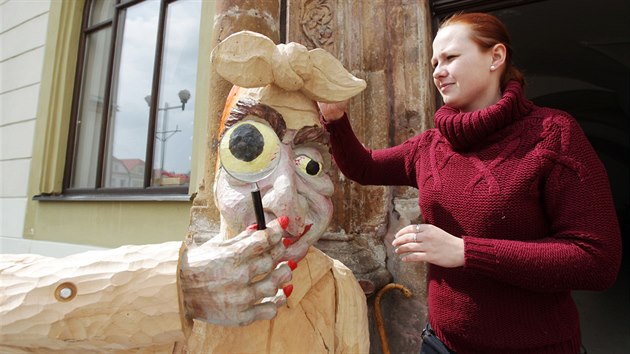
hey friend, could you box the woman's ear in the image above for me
[490,43,507,70]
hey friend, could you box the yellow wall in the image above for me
[31,201,192,247]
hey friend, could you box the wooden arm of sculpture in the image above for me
[0,219,292,353]
[0,242,185,353]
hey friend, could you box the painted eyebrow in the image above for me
[222,97,330,159]
[294,125,329,146]
[225,98,329,147]
[223,98,287,140]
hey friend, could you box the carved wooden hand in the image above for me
[179,217,292,326]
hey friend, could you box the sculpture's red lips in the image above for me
[299,224,312,237]
[282,224,312,246]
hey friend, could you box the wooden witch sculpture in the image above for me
[184,30,369,353]
[0,31,368,354]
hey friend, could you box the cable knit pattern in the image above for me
[324,81,622,354]
[434,81,533,150]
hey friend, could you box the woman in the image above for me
[319,12,622,354]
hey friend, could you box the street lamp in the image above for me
[145,89,191,184]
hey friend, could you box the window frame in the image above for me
[62,0,195,197]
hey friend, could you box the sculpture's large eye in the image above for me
[295,155,323,177]
[219,120,281,182]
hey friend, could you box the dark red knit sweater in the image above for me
[325,81,622,354]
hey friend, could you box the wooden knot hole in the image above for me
[55,282,77,302]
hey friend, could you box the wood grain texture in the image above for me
[1,242,185,353]
[288,1,435,352]
[184,247,368,354]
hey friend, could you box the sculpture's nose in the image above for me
[261,164,308,236]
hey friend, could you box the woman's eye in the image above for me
[295,155,323,177]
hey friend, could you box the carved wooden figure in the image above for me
[185,30,368,353]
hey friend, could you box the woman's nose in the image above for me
[433,64,445,79]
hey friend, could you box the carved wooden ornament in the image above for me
[211,30,366,103]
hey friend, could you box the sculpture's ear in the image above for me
[211,31,276,88]
[301,48,366,103]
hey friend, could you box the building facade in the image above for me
[1,0,627,353]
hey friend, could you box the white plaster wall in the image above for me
[0,0,104,257]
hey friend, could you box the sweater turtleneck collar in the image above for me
[434,80,533,150]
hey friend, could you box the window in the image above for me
[65,0,201,195]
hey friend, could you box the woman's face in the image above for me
[215,101,334,263]
[431,24,501,112]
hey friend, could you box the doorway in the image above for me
[495,1,629,352]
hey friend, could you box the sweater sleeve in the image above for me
[324,114,421,187]
[0,242,186,353]
[464,114,622,292]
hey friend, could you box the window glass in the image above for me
[104,0,159,188]
[89,0,115,26]
[71,28,112,188]
[67,0,201,194]
[151,0,201,187]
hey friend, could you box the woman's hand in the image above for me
[179,217,293,326]
[317,100,349,122]
[392,223,465,268]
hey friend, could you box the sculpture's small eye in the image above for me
[219,120,280,181]
[295,155,322,177]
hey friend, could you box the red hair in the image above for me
[440,12,525,89]
[218,85,243,139]
[214,85,243,174]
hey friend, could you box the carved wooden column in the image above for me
[287,1,436,353]
[189,0,281,240]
